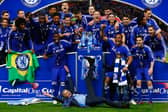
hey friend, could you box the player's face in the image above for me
[141,17,147,25]
[1,19,8,27]
[122,17,130,25]
[19,23,26,30]
[93,11,100,21]
[144,10,152,20]
[88,6,95,15]
[2,13,10,19]
[62,90,72,98]
[104,9,112,16]
[53,16,60,23]
[61,3,69,12]
[74,13,82,20]
[64,17,71,25]
[53,34,60,43]
[18,11,25,18]
[136,37,144,47]
[115,34,122,45]
[49,7,57,14]
[39,16,46,23]
[108,14,115,23]
[148,27,155,36]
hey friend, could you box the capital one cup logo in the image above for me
[21,0,41,7]
[142,0,162,8]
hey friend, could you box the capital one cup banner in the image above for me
[0,0,167,24]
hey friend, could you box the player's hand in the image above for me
[64,33,71,36]
[122,67,128,72]
[114,22,119,30]
[88,20,94,26]
[74,40,80,44]
[162,57,166,63]
[8,49,12,53]
[103,36,108,41]
[148,68,153,75]
[31,49,35,54]
[78,27,83,32]
[43,54,48,59]
[101,24,106,29]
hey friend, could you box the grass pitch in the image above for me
[0,102,168,112]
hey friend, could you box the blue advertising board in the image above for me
[0,52,168,101]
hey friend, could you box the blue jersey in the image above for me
[113,44,131,60]
[86,22,103,46]
[122,23,134,48]
[82,15,93,30]
[144,35,166,58]
[0,26,11,51]
[131,45,154,68]
[59,11,72,20]
[131,24,149,46]
[8,29,33,52]
[31,22,50,44]
[147,18,160,31]
[104,23,124,39]
[45,40,71,67]
[105,39,116,66]
[75,16,87,30]
[58,25,75,42]
[48,22,61,43]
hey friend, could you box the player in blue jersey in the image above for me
[130,14,149,46]
[103,14,125,51]
[122,15,138,104]
[144,8,161,38]
[122,15,135,48]
[0,18,11,64]
[43,32,71,98]
[144,26,166,62]
[82,5,95,30]
[59,2,72,20]
[58,16,75,42]
[58,16,79,51]
[103,34,132,101]
[46,6,57,23]
[73,10,86,31]
[48,13,62,43]
[86,11,104,47]
[30,14,50,55]
[131,36,154,104]
[8,18,33,52]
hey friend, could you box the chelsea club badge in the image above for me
[16,54,30,71]
[21,0,41,7]
[142,0,162,8]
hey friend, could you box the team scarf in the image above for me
[113,57,128,86]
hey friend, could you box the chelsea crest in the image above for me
[16,54,30,71]
[21,0,41,7]
[142,0,162,8]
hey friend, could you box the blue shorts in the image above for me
[135,68,152,81]
[51,66,66,83]
[105,72,113,78]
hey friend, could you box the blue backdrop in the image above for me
[0,0,167,24]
